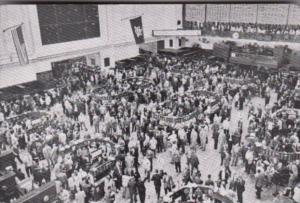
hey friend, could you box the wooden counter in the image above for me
[15,181,57,203]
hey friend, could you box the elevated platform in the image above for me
[153,29,201,36]
[153,29,300,51]
[158,47,203,57]
[0,79,64,101]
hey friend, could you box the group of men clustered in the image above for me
[0,50,300,203]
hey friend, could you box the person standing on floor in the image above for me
[178,128,186,153]
[236,175,245,203]
[136,177,146,203]
[93,112,100,133]
[163,173,175,195]
[200,124,208,151]
[237,118,243,146]
[189,150,200,175]
[191,126,198,149]
[255,169,265,199]
[220,143,227,166]
[212,122,219,150]
[128,172,137,203]
[245,147,254,174]
[149,136,158,159]
[222,117,230,136]
[151,169,163,200]
[142,155,151,182]
[224,152,232,176]
[113,161,123,191]
[173,148,181,173]
[231,143,240,167]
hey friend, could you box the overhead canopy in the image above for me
[0,80,64,101]
[158,47,202,57]
[164,184,234,203]
[115,55,148,69]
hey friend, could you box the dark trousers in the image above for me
[239,100,244,110]
[157,142,163,153]
[140,141,145,156]
[89,113,93,126]
[245,162,251,174]
[256,186,262,199]
[138,192,145,203]
[187,135,191,145]
[132,122,136,132]
[265,96,270,106]
[155,186,161,199]
[164,187,171,195]
[225,166,232,177]
[178,142,185,153]
[175,161,181,173]
[129,190,137,203]
[214,138,218,150]
[220,154,225,166]
[149,158,153,172]
[73,112,79,121]
[115,177,122,190]
[224,129,229,136]
[237,192,243,203]
[25,166,32,177]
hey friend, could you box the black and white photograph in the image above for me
[1,2,300,203]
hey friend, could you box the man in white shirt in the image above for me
[200,125,209,151]
[142,158,151,181]
[191,127,198,148]
[58,130,67,145]
[223,118,230,136]
[150,137,158,158]
[294,183,300,203]
[75,188,86,203]
[68,173,76,191]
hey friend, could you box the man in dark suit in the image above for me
[255,169,264,199]
[151,169,163,199]
[236,176,245,203]
[128,173,137,203]
[137,177,146,203]
[212,122,219,150]
[113,161,123,191]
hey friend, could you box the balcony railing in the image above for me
[183,21,300,43]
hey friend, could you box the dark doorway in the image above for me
[51,56,86,79]
[157,40,165,50]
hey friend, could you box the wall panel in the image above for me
[229,4,257,23]
[288,4,300,25]
[257,4,289,25]
[185,4,205,22]
[206,4,230,23]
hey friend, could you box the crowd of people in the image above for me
[1,46,300,203]
[184,21,300,42]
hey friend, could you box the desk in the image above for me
[15,182,57,203]
[0,150,15,171]
[0,171,17,201]
[230,52,278,69]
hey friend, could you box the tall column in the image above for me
[286,3,291,26]
[204,4,207,23]
[182,4,186,28]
